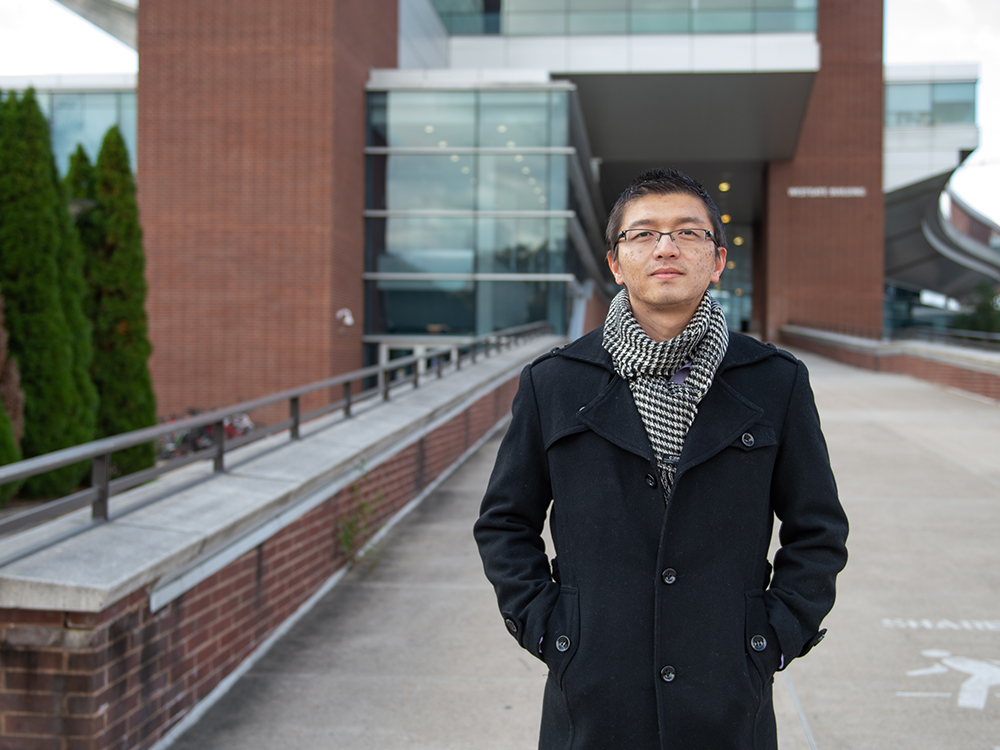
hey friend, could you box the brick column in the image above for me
[763,0,884,341]
[138,0,397,419]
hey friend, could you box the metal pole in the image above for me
[213,420,225,472]
[91,453,110,520]
[344,381,352,417]
[290,396,301,440]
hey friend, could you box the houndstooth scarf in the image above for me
[602,289,729,499]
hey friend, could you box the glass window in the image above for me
[505,13,568,35]
[698,0,752,9]
[507,0,566,12]
[755,9,815,31]
[632,0,690,9]
[367,280,476,335]
[477,217,553,273]
[478,153,550,210]
[385,91,476,148]
[368,91,388,146]
[119,93,137,172]
[549,91,569,148]
[476,281,564,334]
[371,154,477,210]
[368,217,475,275]
[757,0,816,8]
[479,91,551,148]
[568,12,628,34]
[631,12,691,33]
[568,0,626,10]
[50,93,119,176]
[932,82,976,125]
[885,84,932,126]
[692,11,754,32]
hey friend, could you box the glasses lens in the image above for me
[624,230,659,247]
[671,229,707,246]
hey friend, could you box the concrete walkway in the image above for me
[162,349,1000,750]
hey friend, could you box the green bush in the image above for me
[952,279,1000,334]
[0,90,94,497]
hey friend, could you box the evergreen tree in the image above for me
[88,125,157,475]
[54,154,99,465]
[0,89,91,496]
[0,288,24,506]
[952,279,1000,334]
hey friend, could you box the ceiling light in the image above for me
[424,125,435,134]
[726,261,735,269]
[497,125,507,133]
[438,140,448,148]
[733,236,744,246]
[719,182,731,192]
[721,214,731,224]
[449,154,460,162]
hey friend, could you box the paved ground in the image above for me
[166,349,1000,750]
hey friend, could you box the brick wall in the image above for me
[0,378,519,750]
[762,0,885,341]
[782,331,1000,401]
[138,0,397,420]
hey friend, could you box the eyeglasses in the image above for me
[616,228,715,250]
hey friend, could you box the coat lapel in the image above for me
[676,351,765,477]
[577,375,655,462]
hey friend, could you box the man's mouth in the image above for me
[650,268,683,278]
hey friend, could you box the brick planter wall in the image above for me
[782,331,1000,401]
[0,379,518,750]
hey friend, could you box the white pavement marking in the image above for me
[896,692,953,698]
[784,673,819,750]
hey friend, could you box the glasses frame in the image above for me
[615,227,716,250]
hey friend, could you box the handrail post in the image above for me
[290,396,301,440]
[413,360,420,389]
[344,381,352,417]
[92,453,110,520]
[437,354,443,379]
[382,368,391,401]
[213,420,225,472]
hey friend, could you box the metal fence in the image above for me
[0,322,552,544]
[788,321,1000,352]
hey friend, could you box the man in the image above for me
[474,168,849,749]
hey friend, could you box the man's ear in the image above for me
[607,251,624,286]
[711,246,727,283]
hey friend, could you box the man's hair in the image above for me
[605,168,727,261]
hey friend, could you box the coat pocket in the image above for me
[744,591,781,694]
[542,585,580,687]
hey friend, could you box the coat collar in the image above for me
[556,327,779,469]
[556,325,778,376]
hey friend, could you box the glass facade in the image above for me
[32,90,137,175]
[366,88,587,337]
[430,0,816,35]
[885,82,976,127]
[711,226,753,333]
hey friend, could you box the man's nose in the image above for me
[653,234,680,257]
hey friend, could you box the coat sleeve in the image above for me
[473,363,559,659]
[766,359,849,666]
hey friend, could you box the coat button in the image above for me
[660,665,676,682]
[661,568,677,585]
[751,635,767,651]
[645,473,657,488]
[555,635,571,652]
[742,432,755,447]
[505,618,518,635]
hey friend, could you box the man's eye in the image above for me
[675,229,698,238]
[633,231,655,239]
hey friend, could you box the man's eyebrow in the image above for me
[625,215,707,229]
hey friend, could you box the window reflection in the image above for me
[369,217,475,275]
[371,154,477,211]
[886,82,976,126]
[479,91,552,148]
[50,93,123,175]
[367,281,476,335]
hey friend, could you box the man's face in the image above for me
[608,192,726,327]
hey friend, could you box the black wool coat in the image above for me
[474,328,849,750]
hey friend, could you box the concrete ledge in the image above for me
[781,325,1000,401]
[0,336,561,612]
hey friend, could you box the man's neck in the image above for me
[629,297,701,342]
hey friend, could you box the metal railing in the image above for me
[0,322,552,542]
[787,321,1000,352]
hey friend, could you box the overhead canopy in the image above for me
[556,70,816,215]
[885,171,1000,297]
[54,0,136,49]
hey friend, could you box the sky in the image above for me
[0,0,997,222]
